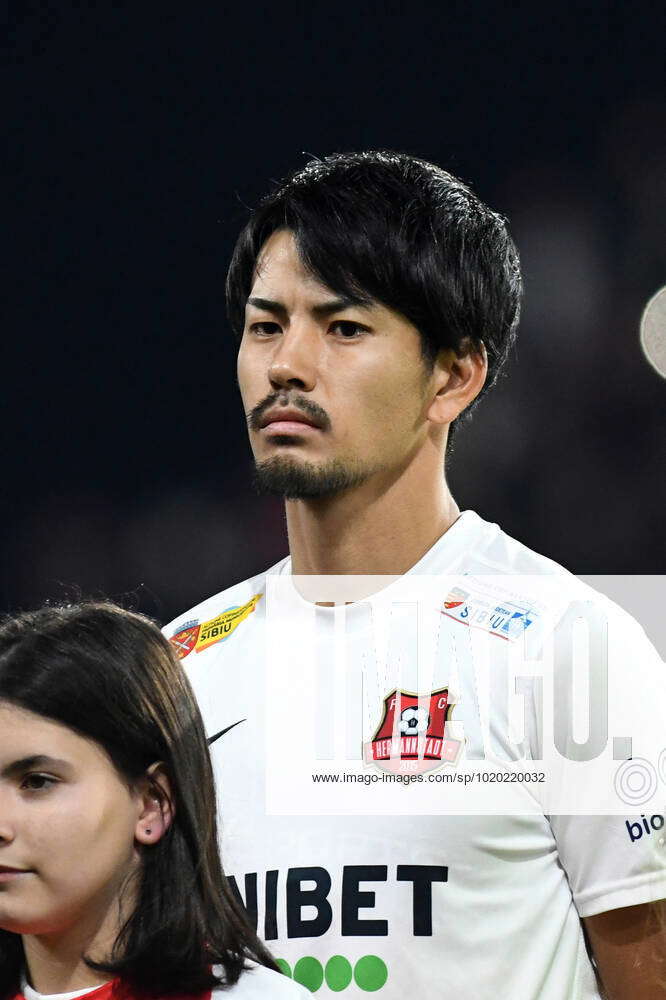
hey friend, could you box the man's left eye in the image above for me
[330,321,367,339]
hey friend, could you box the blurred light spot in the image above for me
[640,286,666,378]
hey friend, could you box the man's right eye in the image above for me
[249,322,281,336]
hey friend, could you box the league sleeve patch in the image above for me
[196,593,262,651]
[169,594,262,659]
[442,585,536,641]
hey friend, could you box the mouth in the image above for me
[0,866,30,882]
[259,409,323,434]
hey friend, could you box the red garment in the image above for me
[12,982,212,1000]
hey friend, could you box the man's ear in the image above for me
[426,342,488,426]
[134,762,174,846]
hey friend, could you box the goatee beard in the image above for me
[251,455,370,500]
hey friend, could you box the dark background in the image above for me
[4,4,665,624]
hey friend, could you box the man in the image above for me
[165,152,666,997]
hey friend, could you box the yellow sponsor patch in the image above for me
[195,594,262,652]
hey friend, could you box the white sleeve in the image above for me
[546,603,666,917]
[549,812,666,917]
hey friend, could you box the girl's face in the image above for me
[0,701,145,938]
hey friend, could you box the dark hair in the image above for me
[0,602,277,999]
[226,150,523,452]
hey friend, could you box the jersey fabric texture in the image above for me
[15,965,310,1000]
[165,510,666,999]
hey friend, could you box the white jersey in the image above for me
[165,511,666,999]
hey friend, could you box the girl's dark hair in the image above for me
[0,602,277,999]
[226,150,523,454]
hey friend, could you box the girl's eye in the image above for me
[330,321,368,339]
[21,773,57,792]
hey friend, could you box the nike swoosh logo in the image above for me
[207,719,246,745]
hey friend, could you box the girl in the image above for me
[0,602,310,1000]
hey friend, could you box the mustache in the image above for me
[247,392,332,432]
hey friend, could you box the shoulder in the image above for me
[162,556,289,641]
[213,964,311,998]
[459,512,663,652]
[462,510,575,580]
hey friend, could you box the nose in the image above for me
[268,325,319,394]
[0,798,16,846]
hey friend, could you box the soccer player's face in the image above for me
[237,230,435,500]
[0,701,143,938]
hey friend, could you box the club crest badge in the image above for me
[364,688,463,775]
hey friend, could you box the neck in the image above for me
[286,451,460,576]
[22,936,111,996]
[21,880,135,995]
